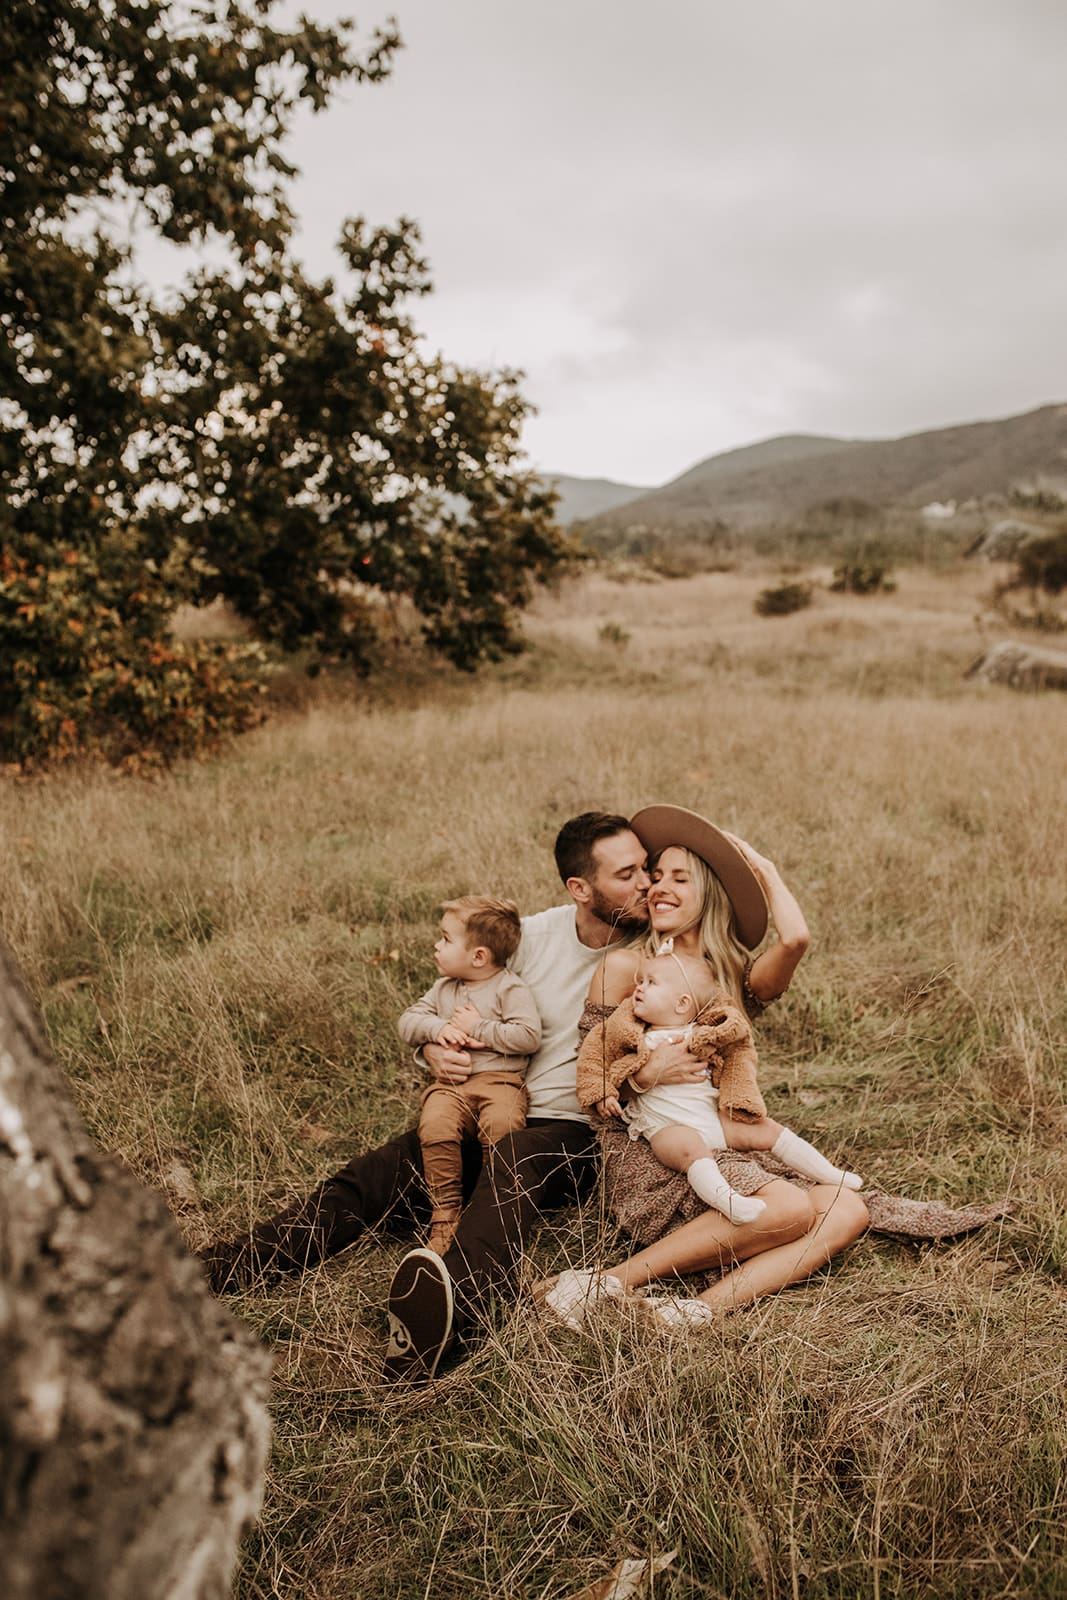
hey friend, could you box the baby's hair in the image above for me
[441,895,522,966]
[646,946,720,1022]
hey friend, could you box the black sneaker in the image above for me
[383,1248,455,1382]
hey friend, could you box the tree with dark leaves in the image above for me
[1,1,570,765]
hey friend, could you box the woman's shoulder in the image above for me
[586,943,642,1006]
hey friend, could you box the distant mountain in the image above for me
[584,404,1067,533]
[541,472,653,525]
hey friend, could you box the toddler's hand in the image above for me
[437,1022,474,1049]
[451,1003,483,1035]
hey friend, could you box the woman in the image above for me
[546,803,871,1329]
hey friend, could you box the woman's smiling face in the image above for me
[648,846,703,935]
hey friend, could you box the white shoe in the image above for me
[543,1269,625,1332]
[643,1295,716,1330]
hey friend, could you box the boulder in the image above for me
[968,519,1046,560]
[965,640,1067,690]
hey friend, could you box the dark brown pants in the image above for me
[213,1118,597,1336]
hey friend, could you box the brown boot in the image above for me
[426,1210,460,1256]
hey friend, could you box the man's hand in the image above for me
[424,1039,479,1084]
[631,1038,708,1092]
[596,1094,625,1119]
[450,1002,483,1035]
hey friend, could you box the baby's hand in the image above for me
[451,1003,483,1035]
[596,1095,625,1119]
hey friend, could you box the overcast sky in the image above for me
[235,1,1067,484]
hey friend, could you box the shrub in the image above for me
[1013,530,1067,596]
[597,620,631,648]
[754,580,813,616]
[830,558,897,595]
[0,550,266,769]
[992,527,1067,632]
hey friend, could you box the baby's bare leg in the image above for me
[648,1125,766,1225]
[722,1116,862,1189]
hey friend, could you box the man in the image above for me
[200,811,652,1379]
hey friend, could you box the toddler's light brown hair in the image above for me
[441,895,522,967]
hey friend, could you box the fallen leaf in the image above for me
[47,975,94,999]
[564,1549,677,1600]
[163,1160,202,1211]
[297,1119,335,1146]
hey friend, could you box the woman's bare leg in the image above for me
[697,1184,869,1312]
[603,1179,814,1291]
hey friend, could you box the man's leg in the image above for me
[202,1125,432,1291]
[384,1117,596,1380]
[446,1118,597,1330]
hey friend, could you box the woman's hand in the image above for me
[630,1038,708,1092]
[724,830,810,1000]
[723,831,777,890]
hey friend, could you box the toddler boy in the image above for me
[399,896,542,1255]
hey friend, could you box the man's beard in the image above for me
[589,888,649,935]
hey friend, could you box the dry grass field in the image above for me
[3,560,1065,1599]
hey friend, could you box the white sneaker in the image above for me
[643,1295,716,1330]
[543,1269,625,1331]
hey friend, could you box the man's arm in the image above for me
[421,1041,477,1085]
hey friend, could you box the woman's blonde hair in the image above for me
[646,847,749,1005]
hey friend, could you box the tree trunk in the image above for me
[965,639,1067,690]
[0,941,271,1600]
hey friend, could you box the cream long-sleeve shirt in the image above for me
[397,969,541,1075]
[510,904,611,1122]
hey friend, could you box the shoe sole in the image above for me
[383,1248,454,1382]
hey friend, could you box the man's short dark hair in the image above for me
[554,811,633,884]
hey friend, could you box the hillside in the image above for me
[541,471,653,524]
[586,403,1067,533]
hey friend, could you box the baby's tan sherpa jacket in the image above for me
[575,995,767,1122]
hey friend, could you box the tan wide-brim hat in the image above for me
[629,804,768,950]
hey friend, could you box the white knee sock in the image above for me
[687,1156,767,1224]
[770,1128,862,1189]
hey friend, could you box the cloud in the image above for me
[238,1,1067,477]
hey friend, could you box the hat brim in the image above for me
[629,804,768,950]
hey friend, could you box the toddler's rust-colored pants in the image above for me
[418,1071,528,1215]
